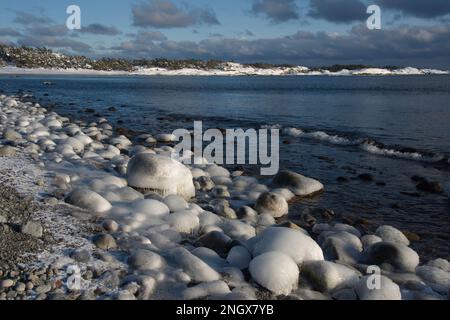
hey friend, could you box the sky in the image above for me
[0,0,450,68]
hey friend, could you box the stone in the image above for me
[21,221,43,238]
[166,210,199,234]
[0,279,14,289]
[300,261,361,292]
[3,129,22,141]
[365,241,419,272]
[249,252,299,296]
[272,170,324,196]
[102,219,119,233]
[254,192,288,218]
[93,234,117,250]
[70,249,91,263]
[127,154,195,200]
[163,195,189,212]
[226,245,252,270]
[0,145,17,157]
[169,247,220,283]
[196,231,232,254]
[318,231,362,264]
[354,275,401,300]
[65,188,112,213]
[251,227,324,264]
[128,250,164,271]
[376,225,410,246]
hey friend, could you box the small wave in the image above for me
[279,126,445,163]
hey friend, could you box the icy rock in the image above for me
[198,211,223,228]
[3,129,22,141]
[236,206,258,222]
[132,199,170,219]
[226,246,252,269]
[65,188,112,213]
[192,247,228,270]
[301,261,361,292]
[365,241,419,272]
[271,188,296,201]
[224,287,257,300]
[169,247,220,282]
[427,258,450,272]
[163,195,189,212]
[156,133,176,142]
[166,210,199,234]
[127,154,195,200]
[127,249,164,271]
[251,227,324,264]
[318,231,363,264]
[196,231,232,254]
[21,221,43,238]
[93,234,117,250]
[204,164,230,177]
[254,192,288,218]
[272,170,324,196]
[249,252,299,295]
[313,223,361,238]
[354,275,401,300]
[415,266,450,295]
[114,187,144,201]
[376,225,410,246]
[222,220,256,242]
[361,234,383,249]
[102,219,119,233]
[182,280,230,300]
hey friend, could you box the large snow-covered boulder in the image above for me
[127,154,195,200]
[65,188,112,213]
[272,170,324,196]
[249,252,299,295]
[251,227,324,264]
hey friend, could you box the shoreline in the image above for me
[0,66,449,77]
[1,93,449,300]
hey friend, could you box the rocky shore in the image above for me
[0,93,449,300]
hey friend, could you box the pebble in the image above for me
[92,234,117,250]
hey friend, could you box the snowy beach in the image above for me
[0,93,449,300]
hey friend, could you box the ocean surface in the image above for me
[1,74,449,260]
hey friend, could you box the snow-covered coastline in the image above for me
[0,63,448,77]
[1,93,450,300]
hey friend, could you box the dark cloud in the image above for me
[0,28,22,37]
[81,24,121,36]
[376,0,450,18]
[308,0,367,23]
[132,0,220,28]
[18,36,92,54]
[30,25,68,37]
[13,11,53,26]
[250,0,299,23]
[108,24,450,68]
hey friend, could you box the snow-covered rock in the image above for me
[65,188,112,213]
[254,192,288,218]
[376,225,410,246]
[127,153,195,200]
[132,199,170,219]
[226,246,252,270]
[272,170,324,196]
[251,227,324,264]
[354,275,401,300]
[365,241,419,272]
[249,252,299,295]
[301,261,361,292]
[169,247,220,283]
[166,210,199,234]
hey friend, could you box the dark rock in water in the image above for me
[376,181,386,186]
[400,191,421,197]
[336,176,349,182]
[117,120,124,124]
[282,140,291,145]
[84,108,95,113]
[357,173,374,182]
[416,180,443,194]
[402,230,421,242]
[108,106,117,112]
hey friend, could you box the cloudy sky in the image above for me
[1,0,450,68]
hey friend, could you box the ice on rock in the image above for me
[272,170,324,196]
[192,247,228,270]
[427,258,450,272]
[415,266,450,295]
[182,280,230,300]
[156,133,176,142]
[249,252,299,295]
[166,210,199,234]
[163,195,189,212]
[127,249,165,271]
[222,220,256,242]
[251,227,324,264]
[132,199,170,219]
[354,275,401,300]
[271,188,296,201]
[127,153,195,200]
[313,223,361,238]
[376,225,410,246]
[226,246,252,269]
[254,192,288,218]
[113,187,144,201]
[365,241,419,272]
[318,231,363,264]
[65,188,112,213]
[198,211,223,229]
[204,164,230,178]
[361,234,382,249]
[301,261,361,292]
[169,247,220,282]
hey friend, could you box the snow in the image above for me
[126,153,195,200]
[249,251,299,295]
[166,210,200,234]
[251,227,324,264]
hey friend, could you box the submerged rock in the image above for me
[249,252,299,296]
[272,170,324,196]
[127,154,195,200]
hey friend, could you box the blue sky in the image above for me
[1,0,450,68]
